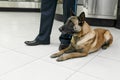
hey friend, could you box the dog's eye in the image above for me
[68,20,72,23]
[79,22,83,26]
[68,21,74,25]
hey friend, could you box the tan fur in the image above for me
[51,21,113,62]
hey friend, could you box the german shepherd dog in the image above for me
[51,12,113,62]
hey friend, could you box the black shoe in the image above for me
[59,44,69,50]
[24,40,50,46]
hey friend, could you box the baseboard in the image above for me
[0,7,40,12]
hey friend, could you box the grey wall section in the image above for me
[88,0,117,16]
[77,0,84,5]
[0,1,40,8]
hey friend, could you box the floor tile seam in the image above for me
[64,53,104,80]
[0,50,12,54]
[0,58,42,77]
[70,50,120,80]
[65,71,78,80]
[65,44,100,77]
[40,59,76,71]
[12,49,57,59]
[40,50,103,74]
[65,62,103,80]
[73,50,102,72]
[97,55,120,62]
[10,45,57,59]
[78,71,105,80]
[10,49,39,58]
[0,45,21,55]
[65,52,100,80]
[0,45,40,59]
[40,55,100,73]
[70,48,120,80]
[0,45,12,52]
[38,50,58,59]
[0,58,76,80]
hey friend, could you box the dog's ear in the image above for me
[70,9,76,16]
[78,12,85,22]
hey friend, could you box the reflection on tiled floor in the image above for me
[0,12,120,80]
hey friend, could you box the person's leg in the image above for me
[116,0,120,29]
[25,0,58,45]
[59,0,77,50]
[63,0,77,23]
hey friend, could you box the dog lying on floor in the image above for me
[50,12,113,62]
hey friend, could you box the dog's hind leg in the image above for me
[102,30,113,49]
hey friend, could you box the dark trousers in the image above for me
[116,0,120,29]
[36,0,77,44]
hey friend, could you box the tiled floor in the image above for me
[0,12,120,80]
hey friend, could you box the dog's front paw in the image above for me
[50,53,59,58]
[56,56,66,62]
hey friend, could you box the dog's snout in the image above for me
[59,27,63,32]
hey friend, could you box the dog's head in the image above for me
[59,12,85,34]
